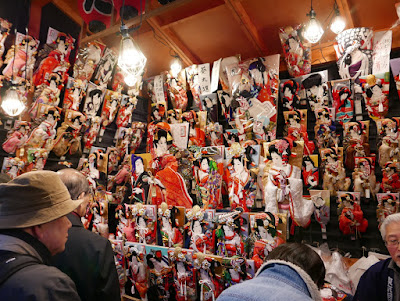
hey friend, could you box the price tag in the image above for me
[198,63,211,95]
[154,75,165,104]
[210,58,221,92]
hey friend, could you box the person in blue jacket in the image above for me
[217,242,325,301]
[354,213,400,301]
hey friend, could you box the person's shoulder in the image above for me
[217,276,312,301]
[365,258,391,274]
[7,263,79,295]
[69,227,111,246]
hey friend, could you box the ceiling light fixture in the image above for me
[303,0,324,43]
[117,0,146,85]
[1,28,25,117]
[330,0,346,34]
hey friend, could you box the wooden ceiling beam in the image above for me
[81,0,194,44]
[336,0,354,29]
[51,0,83,26]
[224,0,268,56]
[146,17,201,66]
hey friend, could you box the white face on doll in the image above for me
[253,120,264,134]
[308,85,320,98]
[155,137,168,157]
[135,159,144,175]
[193,220,202,234]
[46,114,55,123]
[73,88,80,98]
[138,217,146,228]
[288,38,299,52]
[340,92,349,101]
[239,98,250,111]
[305,160,314,171]
[258,226,269,239]
[384,201,395,211]
[223,225,234,237]
[371,85,383,98]
[271,152,284,167]
[57,40,66,54]
[283,87,292,98]
[233,159,244,174]
[200,159,209,172]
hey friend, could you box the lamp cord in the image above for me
[11,28,16,83]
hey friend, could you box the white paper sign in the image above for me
[198,63,211,95]
[170,122,189,150]
[210,58,221,92]
[373,30,392,74]
[154,75,165,104]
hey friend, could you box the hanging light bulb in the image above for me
[330,14,345,34]
[1,87,25,117]
[124,72,139,87]
[330,2,346,34]
[170,55,182,77]
[303,1,324,43]
[1,27,26,117]
[117,24,147,78]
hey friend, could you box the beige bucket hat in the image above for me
[0,170,83,229]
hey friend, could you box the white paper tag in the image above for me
[354,98,363,121]
[366,189,370,199]
[198,63,211,95]
[373,30,392,74]
[154,75,165,104]
[210,59,221,92]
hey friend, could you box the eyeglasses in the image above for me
[385,239,400,247]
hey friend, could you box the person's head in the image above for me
[44,108,59,123]
[204,97,213,109]
[0,171,83,255]
[381,195,397,212]
[316,107,331,123]
[340,193,355,209]
[57,168,92,217]
[249,58,266,83]
[268,139,292,166]
[131,155,144,175]
[380,213,400,267]
[302,73,322,98]
[339,87,351,101]
[287,111,301,127]
[154,129,169,156]
[302,156,315,171]
[253,115,269,134]
[232,157,245,174]
[200,157,210,172]
[282,80,298,99]
[56,33,69,54]
[266,242,326,289]
[287,37,300,52]
[88,89,103,111]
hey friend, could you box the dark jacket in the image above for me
[52,213,121,301]
[0,230,81,301]
[353,258,397,301]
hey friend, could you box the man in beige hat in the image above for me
[0,170,83,300]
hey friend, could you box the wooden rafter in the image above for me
[51,0,83,26]
[224,0,268,56]
[336,0,354,29]
[146,17,201,66]
[81,0,195,44]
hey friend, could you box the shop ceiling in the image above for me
[38,0,400,78]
